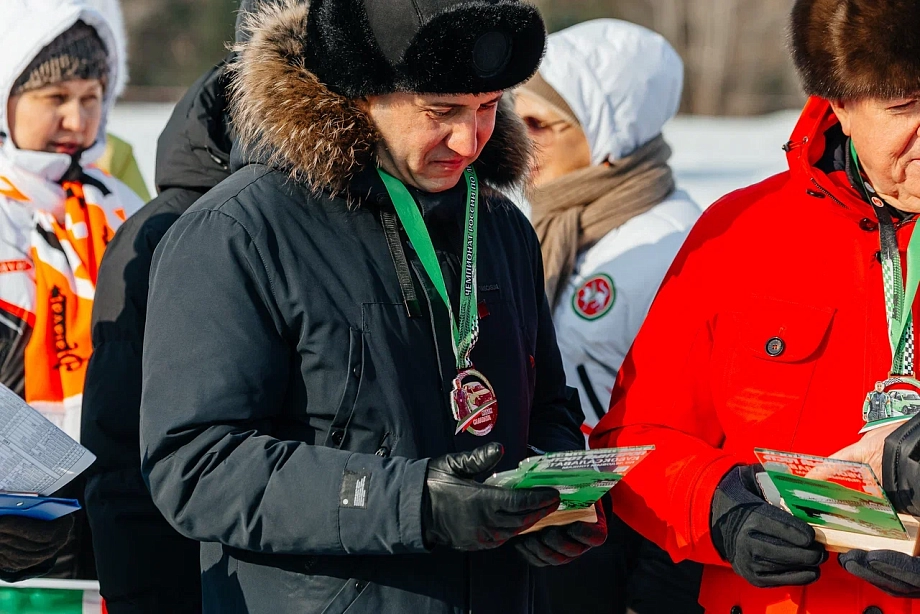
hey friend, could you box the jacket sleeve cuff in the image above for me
[686,455,743,566]
[0,558,56,583]
[337,454,429,555]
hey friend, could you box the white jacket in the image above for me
[534,20,700,430]
[553,191,700,430]
[82,0,128,97]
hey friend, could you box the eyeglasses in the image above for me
[521,116,573,136]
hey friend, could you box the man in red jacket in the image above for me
[591,0,920,612]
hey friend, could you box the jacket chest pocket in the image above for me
[324,327,365,449]
[712,298,835,437]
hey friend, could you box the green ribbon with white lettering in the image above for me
[377,167,480,371]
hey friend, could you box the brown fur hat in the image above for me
[790,0,920,100]
[231,0,532,194]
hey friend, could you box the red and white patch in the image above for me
[573,274,615,321]
[0,259,32,274]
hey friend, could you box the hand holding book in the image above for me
[710,465,826,588]
[484,446,654,532]
[513,501,607,567]
[825,421,902,484]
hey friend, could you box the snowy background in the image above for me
[108,104,801,208]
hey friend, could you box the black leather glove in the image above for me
[0,514,73,579]
[839,549,920,597]
[711,465,826,587]
[514,500,607,567]
[423,443,561,551]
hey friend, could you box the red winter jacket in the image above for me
[591,97,920,614]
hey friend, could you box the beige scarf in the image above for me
[530,134,676,308]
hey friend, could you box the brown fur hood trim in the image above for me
[230,0,532,194]
[790,0,920,100]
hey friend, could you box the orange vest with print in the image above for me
[0,166,132,439]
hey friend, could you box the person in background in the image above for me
[81,0,275,608]
[0,0,141,593]
[80,61,232,613]
[591,0,920,611]
[516,19,704,614]
[84,0,150,201]
[138,0,603,611]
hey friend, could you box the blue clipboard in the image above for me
[0,493,81,520]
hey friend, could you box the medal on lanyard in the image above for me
[852,142,920,432]
[378,166,498,436]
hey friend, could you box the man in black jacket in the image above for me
[80,3,282,612]
[79,58,232,613]
[140,1,605,613]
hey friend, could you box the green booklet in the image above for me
[485,446,654,510]
[753,448,908,540]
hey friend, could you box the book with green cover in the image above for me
[485,446,654,510]
[753,448,908,540]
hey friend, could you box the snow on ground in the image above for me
[108,103,801,209]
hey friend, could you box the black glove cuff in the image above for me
[710,465,764,561]
[883,415,920,515]
[711,465,764,519]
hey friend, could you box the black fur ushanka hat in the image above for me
[790,0,920,100]
[231,0,535,192]
[259,0,547,97]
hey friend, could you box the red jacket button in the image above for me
[765,337,785,357]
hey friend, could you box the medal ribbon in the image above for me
[852,141,920,375]
[377,167,480,371]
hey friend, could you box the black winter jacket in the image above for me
[141,161,583,613]
[138,5,582,612]
[80,59,233,613]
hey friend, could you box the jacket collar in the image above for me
[347,165,468,225]
[785,97,879,222]
[229,0,532,197]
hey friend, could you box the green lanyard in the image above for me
[851,141,920,375]
[377,167,480,371]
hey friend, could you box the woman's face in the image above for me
[831,95,920,212]
[6,79,104,155]
[514,90,591,188]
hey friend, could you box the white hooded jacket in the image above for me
[0,0,141,438]
[538,20,702,431]
[82,0,128,98]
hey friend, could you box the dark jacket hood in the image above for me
[229,0,533,195]
[154,57,234,193]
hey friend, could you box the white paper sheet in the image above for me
[0,384,95,496]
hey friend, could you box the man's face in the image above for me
[361,91,502,192]
[6,79,104,155]
[832,95,920,212]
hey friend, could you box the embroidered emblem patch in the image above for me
[573,274,615,321]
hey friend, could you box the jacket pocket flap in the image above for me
[737,299,835,363]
